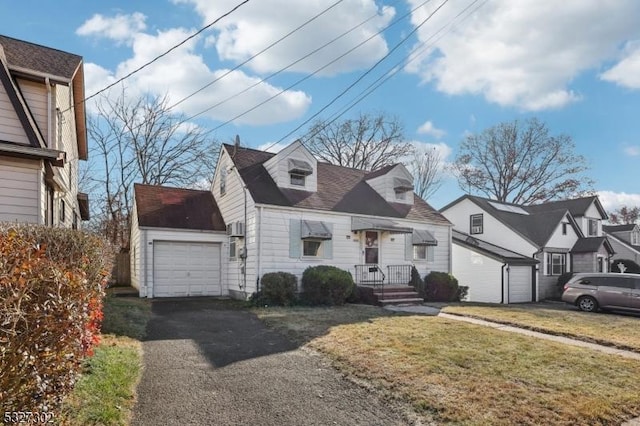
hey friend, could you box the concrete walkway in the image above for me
[385,304,640,360]
[385,304,640,425]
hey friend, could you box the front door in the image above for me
[364,231,379,264]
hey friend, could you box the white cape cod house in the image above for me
[441,195,614,303]
[130,140,452,299]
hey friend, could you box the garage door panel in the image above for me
[509,266,532,303]
[153,241,222,297]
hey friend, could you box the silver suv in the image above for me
[562,273,640,312]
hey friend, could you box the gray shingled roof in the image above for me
[526,196,607,219]
[452,229,538,265]
[443,195,574,248]
[134,184,226,231]
[604,224,638,233]
[0,35,81,80]
[225,144,451,224]
[571,237,614,254]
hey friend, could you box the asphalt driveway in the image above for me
[131,299,411,426]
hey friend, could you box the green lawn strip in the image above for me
[256,307,640,425]
[58,296,151,425]
[57,336,142,425]
[442,305,640,352]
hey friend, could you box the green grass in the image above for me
[255,305,640,425]
[442,304,640,351]
[58,296,151,425]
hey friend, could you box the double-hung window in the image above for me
[547,252,566,276]
[470,214,483,234]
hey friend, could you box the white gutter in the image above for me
[8,65,71,85]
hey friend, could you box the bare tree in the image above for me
[410,145,444,200]
[84,90,219,248]
[303,112,413,171]
[451,118,593,205]
[609,205,640,224]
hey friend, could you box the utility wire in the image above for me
[188,0,434,130]
[268,0,450,151]
[168,0,346,111]
[169,0,401,117]
[301,0,487,146]
[79,0,251,109]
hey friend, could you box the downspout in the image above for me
[532,249,543,302]
[256,205,263,293]
[242,184,248,298]
[501,263,507,304]
[143,230,149,298]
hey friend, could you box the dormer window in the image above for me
[393,177,413,201]
[588,219,598,236]
[288,158,313,187]
[290,173,306,186]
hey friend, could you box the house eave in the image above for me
[0,142,64,166]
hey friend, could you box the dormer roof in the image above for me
[223,144,450,224]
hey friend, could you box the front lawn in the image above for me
[57,296,151,425]
[255,305,640,425]
[442,304,640,351]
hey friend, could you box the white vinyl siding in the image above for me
[17,79,49,145]
[130,199,141,291]
[0,81,29,144]
[452,242,503,303]
[441,198,538,256]
[0,156,41,223]
[365,164,414,205]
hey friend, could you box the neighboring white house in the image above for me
[0,35,89,227]
[131,140,453,299]
[604,224,640,265]
[130,184,228,298]
[441,195,614,302]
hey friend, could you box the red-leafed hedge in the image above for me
[0,224,113,412]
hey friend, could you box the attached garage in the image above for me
[452,230,538,304]
[130,184,228,298]
[153,241,222,297]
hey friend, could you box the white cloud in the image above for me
[406,0,640,111]
[601,41,640,89]
[76,12,147,44]
[172,0,394,75]
[597,191,640,213]
[80,22,311,126]
[624,145,640,156]
[417,120,445,138]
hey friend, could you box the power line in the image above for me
[81,0,251,107]
[189,0,434,131]
[168,0,347,111]
[269,0,450,150]
[300,0,487,146]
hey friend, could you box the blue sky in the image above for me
[1,0,639,211]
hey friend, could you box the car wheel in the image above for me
[577,296,598,312]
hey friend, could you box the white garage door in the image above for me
[153,241,222,297]
[508,266,533,303]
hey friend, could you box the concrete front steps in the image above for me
[373,285,423,306]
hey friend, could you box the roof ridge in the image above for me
[0,34,81,60]
[134,182,211,194]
